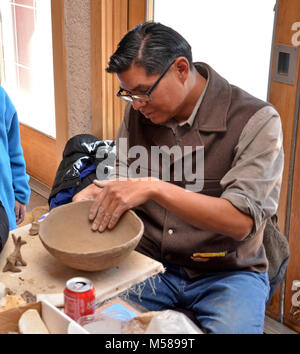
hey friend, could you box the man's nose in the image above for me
[131,99,147,111]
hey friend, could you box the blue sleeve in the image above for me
[5,95,31,205]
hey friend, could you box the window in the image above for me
[0,0,55,137]
[154,0,275,100]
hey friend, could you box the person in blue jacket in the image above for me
[0,86,31,251]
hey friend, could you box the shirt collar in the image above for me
[180,80,209,127]
[193,62,231,132]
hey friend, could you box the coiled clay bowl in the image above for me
[39,200,144,271]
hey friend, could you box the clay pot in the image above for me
[39,201,144,271]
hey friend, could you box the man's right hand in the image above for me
[72,183,102,203]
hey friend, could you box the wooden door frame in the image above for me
[19,0,69,187]
[51,0,69,168]
[266,0,300,331]
[20,123,57,187]
[91,0,154,140]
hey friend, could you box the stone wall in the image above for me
[64,0,92,138]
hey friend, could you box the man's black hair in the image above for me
[106,22,193,76]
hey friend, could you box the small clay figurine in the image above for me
[29,221,40,236]
[2,234,27,273]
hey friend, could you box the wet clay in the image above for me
[21,290,37,304]
[39,200,144,271]
[29,222,40,236]
[2,234,27,273]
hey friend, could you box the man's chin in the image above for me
[148,114,169,125]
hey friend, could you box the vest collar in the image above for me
[193,62,231,133]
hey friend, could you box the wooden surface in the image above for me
[91,0,128,140]
[284,104,300,332]
[145,0,154,21]
[90,0,103,138]
[269,0,300,236]
[0,224,164,308]
[267,0,300,329]
[128,0,146,29]
[91,0,147,140]
[20,124,57,188]
[51,0,69,164]
[264,316,298,334]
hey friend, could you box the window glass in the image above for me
[0,0,55,137]
[154,0,275,100]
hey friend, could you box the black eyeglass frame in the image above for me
[116,59,176,103]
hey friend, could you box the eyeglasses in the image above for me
[116,59,176,103]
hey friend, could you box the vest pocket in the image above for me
[191,249,237,265]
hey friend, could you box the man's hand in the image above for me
[89,178,159,232]
[15,200,26,225]
[72,183,103,203]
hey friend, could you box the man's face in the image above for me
[117,61,187,125]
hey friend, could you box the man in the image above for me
[74,22,283,333]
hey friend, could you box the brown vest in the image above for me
[125,63,270,278]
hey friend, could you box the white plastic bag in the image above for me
[145,310,203,334]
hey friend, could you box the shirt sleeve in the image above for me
[220,105,284,237]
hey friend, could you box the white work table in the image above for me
[0,224,164,307]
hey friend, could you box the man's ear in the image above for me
[173,57,190,83]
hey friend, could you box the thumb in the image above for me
[93,179,109,188]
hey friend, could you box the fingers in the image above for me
[97,199,121,232]
[73,184,102,202]
[89,182,127,232]
[19,205,25,224]
[91,197,123,232]
[107,205,125,230]
[90,179,145,232]
[15,203,26,225]
[15,203,21,223]
[89,187,108,224]
[15,208,21,224]
[93,179,107,188]
[88,182,112,216]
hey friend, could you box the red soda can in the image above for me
[64,277,96,321]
